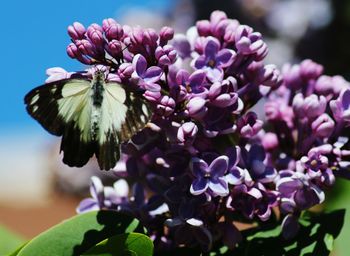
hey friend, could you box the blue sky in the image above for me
[0,0,173,134]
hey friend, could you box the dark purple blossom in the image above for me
[190,156,229,197]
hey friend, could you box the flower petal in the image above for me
[208,178,229,196]
[190,177,209,195]
[216,49,236,68]
[209,156,229,178]
[133,54,147,76]
[76,198,99,213]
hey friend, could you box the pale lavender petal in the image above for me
[208,178,229,196]
[186,218,203,226]
[113,179,129,198]
[76,198,99,213]
[206,67,223,82]
[90,176,104,203]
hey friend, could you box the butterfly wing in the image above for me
[96,82,151,170]
[25,79,96,167]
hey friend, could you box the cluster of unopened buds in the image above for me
[48,10,350,252]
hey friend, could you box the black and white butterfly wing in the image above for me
[25,79,96,167]
[97,82,151,170]
[25,78,152,170]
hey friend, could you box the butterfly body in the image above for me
[25,71,150,170]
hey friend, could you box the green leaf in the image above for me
[82,232,153,256]
[229,209,346,256]
[0,225,25,255]
[14,210,145,256]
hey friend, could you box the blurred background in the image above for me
[1,0,350,255]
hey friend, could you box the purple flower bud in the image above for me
[223,19,240,43]
[66,43,92,64]
[156,95,176,116]
[159,26,174,45]
[235,25,266,60]
[105,39,122,58]
[102,18,124,40]
[315,75,350,96]
[196,20,211,36]
[299,59,323,81]
[258,64,283,88]
[210,10,228,27]
[281,63,302,90]
[143,90,162,103]
[143,28,159,46]
[236,112,263,138]
[311,113,335,138]
[208,80,238,108]
[330,89,350,124]
[171,34,192,59]
[75,39,95,56]
[187,97,208,119]
[87,23,104,46]
[262,132,279,151]
[292,93,327,119]
[155,45,177,66]
[118,63,133,80]
[177,122,198,145]
[68,22,86,40]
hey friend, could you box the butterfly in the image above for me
[24,70,151,170]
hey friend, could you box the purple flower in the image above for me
[171,34,192,59]
[235,25,268,60]
[68,22,86,40]
[226,183,278,221]
[102,18,124,41]
[165,199,213,252]
[276,170,325,212]
[241,144,277,183]
[262,132,279,151]
[208,77,240,107]
[155,45,177,67]
[186,97,208,119]
[175,69,207,96]
[236,112,263,138]
[177,122,198,146]
[131,54,163,91]
[192,36,236,82]
[190,156,229,197]
[314,75,349,96]
[77,177,129,213]
[225,146,245,185]
[311,113,335,138]
[292,93,327,119]
[330,89,350,124]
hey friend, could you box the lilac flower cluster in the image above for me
[60,10,350,252]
